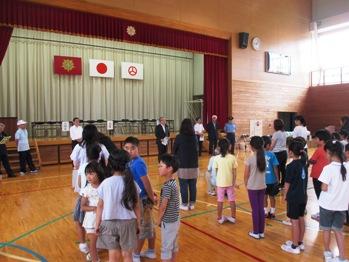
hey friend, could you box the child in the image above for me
[80,161,105,262]
[157,153,180,262]
[15,120,37,176]
[206,148,219,196]
[262,136,279,219]
[123,136,157,261]
[281,140,308,254]
[95,149,141,262]
[309,129,331,220]
[213,139,238,224]
[244,136,266,239]
[318,140,349,262]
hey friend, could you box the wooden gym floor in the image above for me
[1,148,348,262]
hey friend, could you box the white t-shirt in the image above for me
[98,175,140,220]
[318,162,349,211]
[15,129,30,152]
[75,162,88,194]
[70,143,109,167]
[70,125,83,141]
[292,126,310,148]
[81,184,99,230]
[194,123,205,141]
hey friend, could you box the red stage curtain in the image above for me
[204,55,228,127]
[0,26,13,65]
[0,0,228,56]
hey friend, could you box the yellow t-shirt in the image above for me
[213,154,238,187]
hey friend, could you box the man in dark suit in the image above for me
[206,115,219,155]
[155,116,170,161]
[0,123,15,178]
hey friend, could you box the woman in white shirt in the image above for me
[293,115,310,151]
[194,117,205,156]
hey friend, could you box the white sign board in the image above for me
[250,120,263,137]
[107,121,114,130]
[62,121,70,132]
[121,62,143,80]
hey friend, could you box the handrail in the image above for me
[34,138,42,168]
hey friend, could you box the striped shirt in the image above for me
[160,179,179,223]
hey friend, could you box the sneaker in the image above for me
[30,169,38,174]
[132,254,141,262]
[285,240,304,251]
[269,213,276,219]
[259,233,265,238]
[282,219,292,226]
[20,172,26,176]
[140,249,156,259]
[189,204,195,210]
[248,232,260,239]
[217,216,226,224]
[265,212,269,218]
[78,243,89,254]
[330,257,349,262]
[226,216,236,223]
[311,213,320,221]
[86,253,92,262]
[180,204,189,211]
[281,243,300,254]
[323,251,333,262]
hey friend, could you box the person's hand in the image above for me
[234,184,240,189]
[153,193,158,205]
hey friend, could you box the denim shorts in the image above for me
[320,207,346,231]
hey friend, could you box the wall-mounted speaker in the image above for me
[238,32,249,49]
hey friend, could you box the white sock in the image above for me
[270,207,276,214]
[264,207,269,214]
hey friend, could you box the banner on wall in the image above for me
[89,59,114,78]
[54,56,82,75]
[250,120,263,137]
[121,62,144,80]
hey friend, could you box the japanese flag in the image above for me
[89,59,114,78]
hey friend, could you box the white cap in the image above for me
[17,120,27,126]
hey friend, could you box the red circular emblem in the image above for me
[96,63,107,74]
[128,66,137,76]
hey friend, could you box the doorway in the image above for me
[278,112,296,131]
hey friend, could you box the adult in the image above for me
[207,115,219,155]
[0,123,15,178]
[173,118,199,211]
[194,117,205,156]
[292,115,310,151]
[70,117,83,150]
[270,119,287,188]
[155,116,170,162]
[224,116,237,154]
[340,116,349,133]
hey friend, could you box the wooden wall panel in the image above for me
[39,145,59,165]
[302,84,349,133]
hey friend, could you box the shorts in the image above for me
[73,196,85,223]
[85,228,96,234]
[161,220,180,260]
[320,207,346,231]
[265,183,279,196]
[97,219,137,251]
[217,186,236,202]
[287,202,306,220]
[139,198,155,240]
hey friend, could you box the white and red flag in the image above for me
[89,59,114,78]
[121,62,143,80]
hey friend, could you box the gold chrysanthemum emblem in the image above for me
[126,26,136,37]
[61,59,75,71]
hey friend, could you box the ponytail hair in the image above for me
[325,140,347,181]
[250,136,265,172]
[108,149,138,210]
[218,138,229,157]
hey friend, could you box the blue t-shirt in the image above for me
[129,156,148,199]
[224,122,236,133]
[265,151,279,184]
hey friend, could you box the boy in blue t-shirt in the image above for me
[262,136,279,219]
[124,136,157,262]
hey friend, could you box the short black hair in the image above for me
[73,117,79,122]
[124,136,139,147]
[228,116,234,120]
[332,132,340,140]
[262,135,271,148]
[295,115,306,126]
[159,154,179,174]
[339,129,348,139]
[314,129,331,142]
[273,119,284,131]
